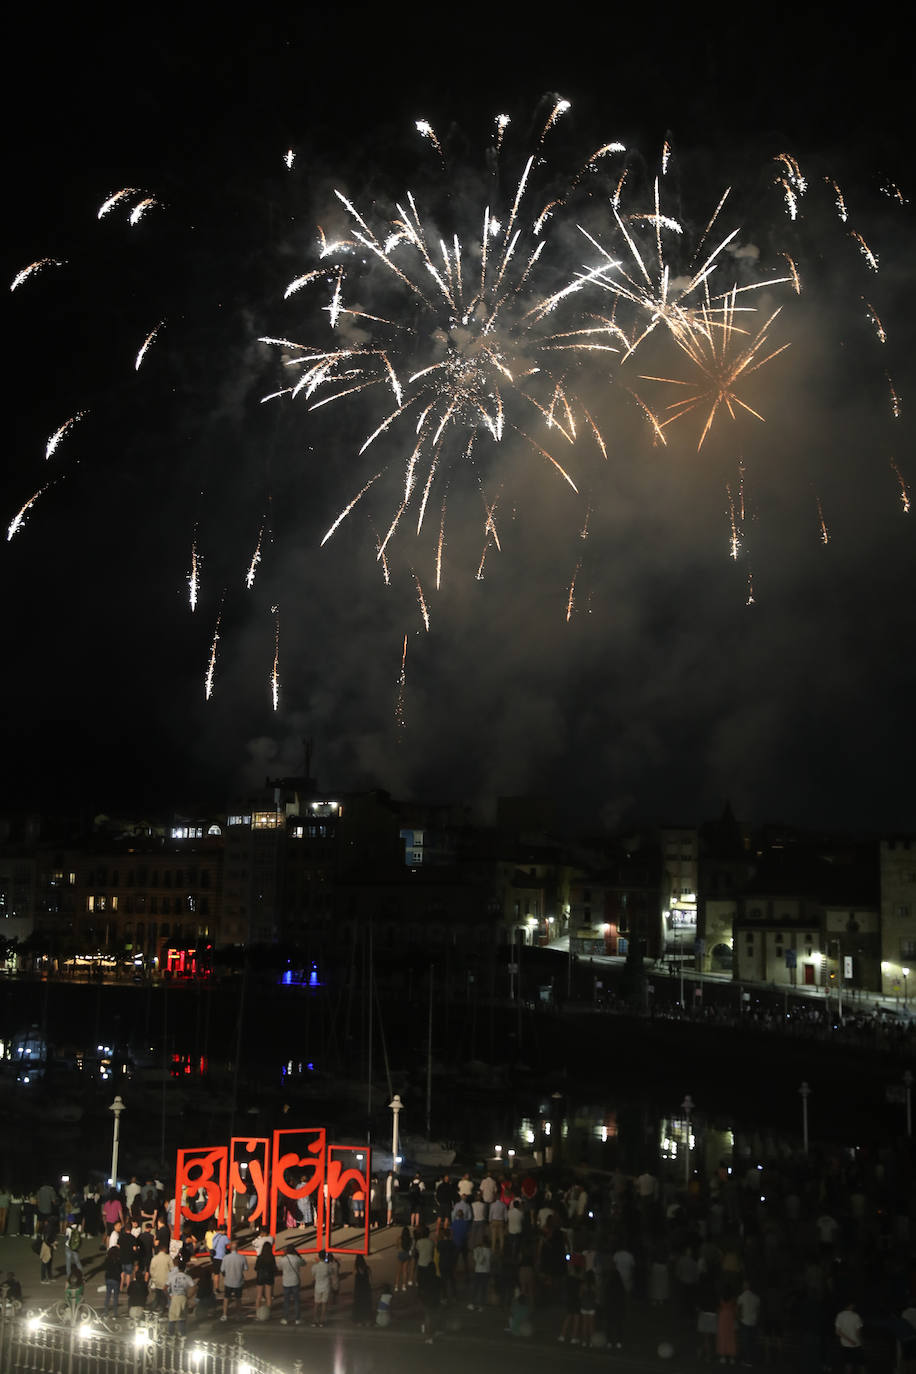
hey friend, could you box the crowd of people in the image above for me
[4,1147,916,1368]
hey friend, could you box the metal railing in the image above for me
[0,1299,297,1374]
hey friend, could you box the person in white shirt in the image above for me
[835,1299,864,1372]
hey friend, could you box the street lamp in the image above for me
[681,1095,694,1189]
[388,1094,403,1173]
[799,1082,810,1154]
[108,1095,125,1188]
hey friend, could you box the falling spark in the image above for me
[435,501,446,589]
[394,634,408,731]
[726,483,741,559]
[746,572,755,606]
[135,320,165,371]
[271,606,280,711]
[284,149,296,170]
[825,178,848,222]
[416,119,444,162]
[850,230,878,271]
[245,526,264,588]
[98,187,141,218]
[46,411,87,459]
[661,140,672,175]
[566,561,581,622]
[886,373,902,418]
[494,113,511,154]
[204,599,223,701]
[816,495,830,544]
[880,180,907,204]
[890,459,911,513]
[779,252,801,294]
[7,482,53,541]
[284,270,323,299]
[10,258,64,292]
[861,299,886,343]
[412,569,430,630]
[188,533,200,611]
[129,197,159,226]
[579,504,591,540]
[371,523,392,584]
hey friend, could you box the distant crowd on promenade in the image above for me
[5,1141,916,1369]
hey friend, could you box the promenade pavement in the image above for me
[0,1223,717,1373]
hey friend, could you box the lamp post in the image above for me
[109,1095,125,1188]
[681,1094,694,1189]
[389,1094,403,1173]
[799,1082,810,1154]
[904,1071,913,1139]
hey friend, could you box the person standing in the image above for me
[166,1257,196,1335]
[103,1242,122,1315]
[219,1242,247,1323]
[254,1239,278,1319]
[149,1245,173,1314]
[63,1216,85,1278]
[736,1278,761,1365]
[311,1251,332,1327]
[835,1298,865,1371]
[352,1254,373,1326]
[278,1246,303,1325]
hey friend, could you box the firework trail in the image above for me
[135,321,165,371]
[890,458,911,513]
[7,482,54,541]
[780,252,801,294]
[204,598,223,701]
[98,187,141,218]
[394,634,408,731]
[270,606,281,711]
[746,571,755,606]
[188,532,200,612]
[245,526,265,588]
[850,230,878,272]
[129,196,159,226]
[816,495,830,545]
[566,561,581,622]
[10,258,64,292]
[411,569,430,630]
[825,178,848,223]
[861,299,886,343]
[727,483,742,559]
[886,373,902,418]
[284,149,296,170]
[46,411,88,459]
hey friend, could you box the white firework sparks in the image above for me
[46,411,88,460]
[10,258,64,292]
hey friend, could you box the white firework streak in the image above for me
[7,482,53,541]
[10,258,64,292]
[129,197,159,226]
[98,187,141,218]
[188,535,200,612]
[412,569,430,630]
[861,298,886,343]
[46,411,88,459]
[394,634,408,730]
[135,320,165,371]
[271,607,281,711]
[850,230,879,271]
[245,526,264,588]
[825,177,848,222]
[204,600,223,701]
[284,149,296,170]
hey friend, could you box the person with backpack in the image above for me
[64,1215,84,1277]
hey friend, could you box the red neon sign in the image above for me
[175,1128,370,1254]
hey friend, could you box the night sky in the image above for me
[2,13,913,832]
